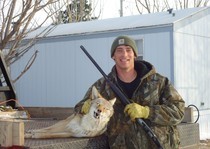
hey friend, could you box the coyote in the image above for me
[25,86,116,139]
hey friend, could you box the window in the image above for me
[135,38,144,60]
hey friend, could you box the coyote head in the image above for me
[88,86,116,122]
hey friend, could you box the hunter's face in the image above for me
[112,45,136,71]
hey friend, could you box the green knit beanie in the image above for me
[110,35,138,57]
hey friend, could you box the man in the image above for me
[75,35,185,149]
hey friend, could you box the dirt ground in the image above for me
[199,139,210,149]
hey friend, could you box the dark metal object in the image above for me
[80,45,163,149]
[0,52,16,108]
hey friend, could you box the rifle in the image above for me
[80,45,163,149]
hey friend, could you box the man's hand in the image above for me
[124,103,150,121]
[81,99,91,114]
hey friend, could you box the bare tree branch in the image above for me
[13,50,38,83]
[0,0,59,82]
[135,0,142,14]
[135,0,210,14]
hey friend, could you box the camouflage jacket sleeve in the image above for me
[147,75,185,125]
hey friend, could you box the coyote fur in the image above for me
[25,86,116,139]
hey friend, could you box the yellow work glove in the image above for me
[81,99,91,114]
[124,103,150,121]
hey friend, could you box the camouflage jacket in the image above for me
[75,60,185,149]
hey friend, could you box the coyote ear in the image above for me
[109,98,116,106]
[91,86,102,99]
